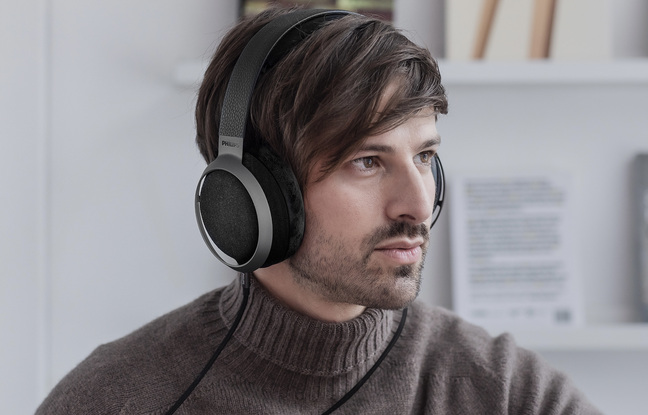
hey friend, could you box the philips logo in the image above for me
[221,140,240,148]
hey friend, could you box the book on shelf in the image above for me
[446,0,611,61]
[635,155,648,321]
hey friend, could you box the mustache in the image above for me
[364,222,430,250]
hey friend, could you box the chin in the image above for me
[390,284,421,308]
[360,274,421,310]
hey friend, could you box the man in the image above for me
[37,7,600,414]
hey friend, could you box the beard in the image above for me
[288,220,429,310]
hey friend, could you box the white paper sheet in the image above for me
[450,173,583,328]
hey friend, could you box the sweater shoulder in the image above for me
[404,301,601,414]
[35,288,226,415]
[405,300,552,379]
[406,301,509,360]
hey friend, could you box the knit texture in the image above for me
[36,275,601,414]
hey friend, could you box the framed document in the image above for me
[450,173,583,328]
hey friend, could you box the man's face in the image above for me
[288,111,440,309]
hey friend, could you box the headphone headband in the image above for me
[218,9,353,160]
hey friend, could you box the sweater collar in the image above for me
[219,274,396,376]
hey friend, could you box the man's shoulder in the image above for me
[95,287,224,363]
[404,301,526,377]
[407,300,509,351]
[36,287,227,414]
[403,301,601,414]
[114,287,223,347]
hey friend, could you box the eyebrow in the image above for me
[420,136,442,150]
[358,135,442,154]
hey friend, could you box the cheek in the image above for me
[305,183,380,237]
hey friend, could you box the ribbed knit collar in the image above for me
[218,274,396,377]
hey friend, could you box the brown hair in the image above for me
[195,7,448,188]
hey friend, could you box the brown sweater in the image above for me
[36,275,601,414]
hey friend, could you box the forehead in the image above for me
[358,111,440,150]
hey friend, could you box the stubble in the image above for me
[288,221,429,309]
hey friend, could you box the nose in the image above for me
[385,164,435,224]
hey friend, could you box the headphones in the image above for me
[195,9,445,273]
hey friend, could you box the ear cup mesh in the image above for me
[200,170,258,263]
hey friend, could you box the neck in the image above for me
[253,262,366,323]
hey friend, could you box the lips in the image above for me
[374,238,425,265]
[374,238,425,251]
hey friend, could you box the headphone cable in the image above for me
[321,307,408,414]
[165,274,407,414]
[164,274,250,415]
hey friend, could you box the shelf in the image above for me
[174,59,648,87]
[486,324,648,352]
[438,59,648,85]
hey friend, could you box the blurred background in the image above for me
[2,0,648,413]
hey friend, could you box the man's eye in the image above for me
[416,151,435,165]
[352,157,377,170]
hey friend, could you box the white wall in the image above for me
[2,1,647,414]
[1,2,47,413]
[2,1,239,413]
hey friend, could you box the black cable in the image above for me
[321,307,408,415]
[164,274,250,415]
[164,275,406,414]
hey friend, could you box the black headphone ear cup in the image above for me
[199,169,259,264]
[197,146,304,269]
[248,144,305,265]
